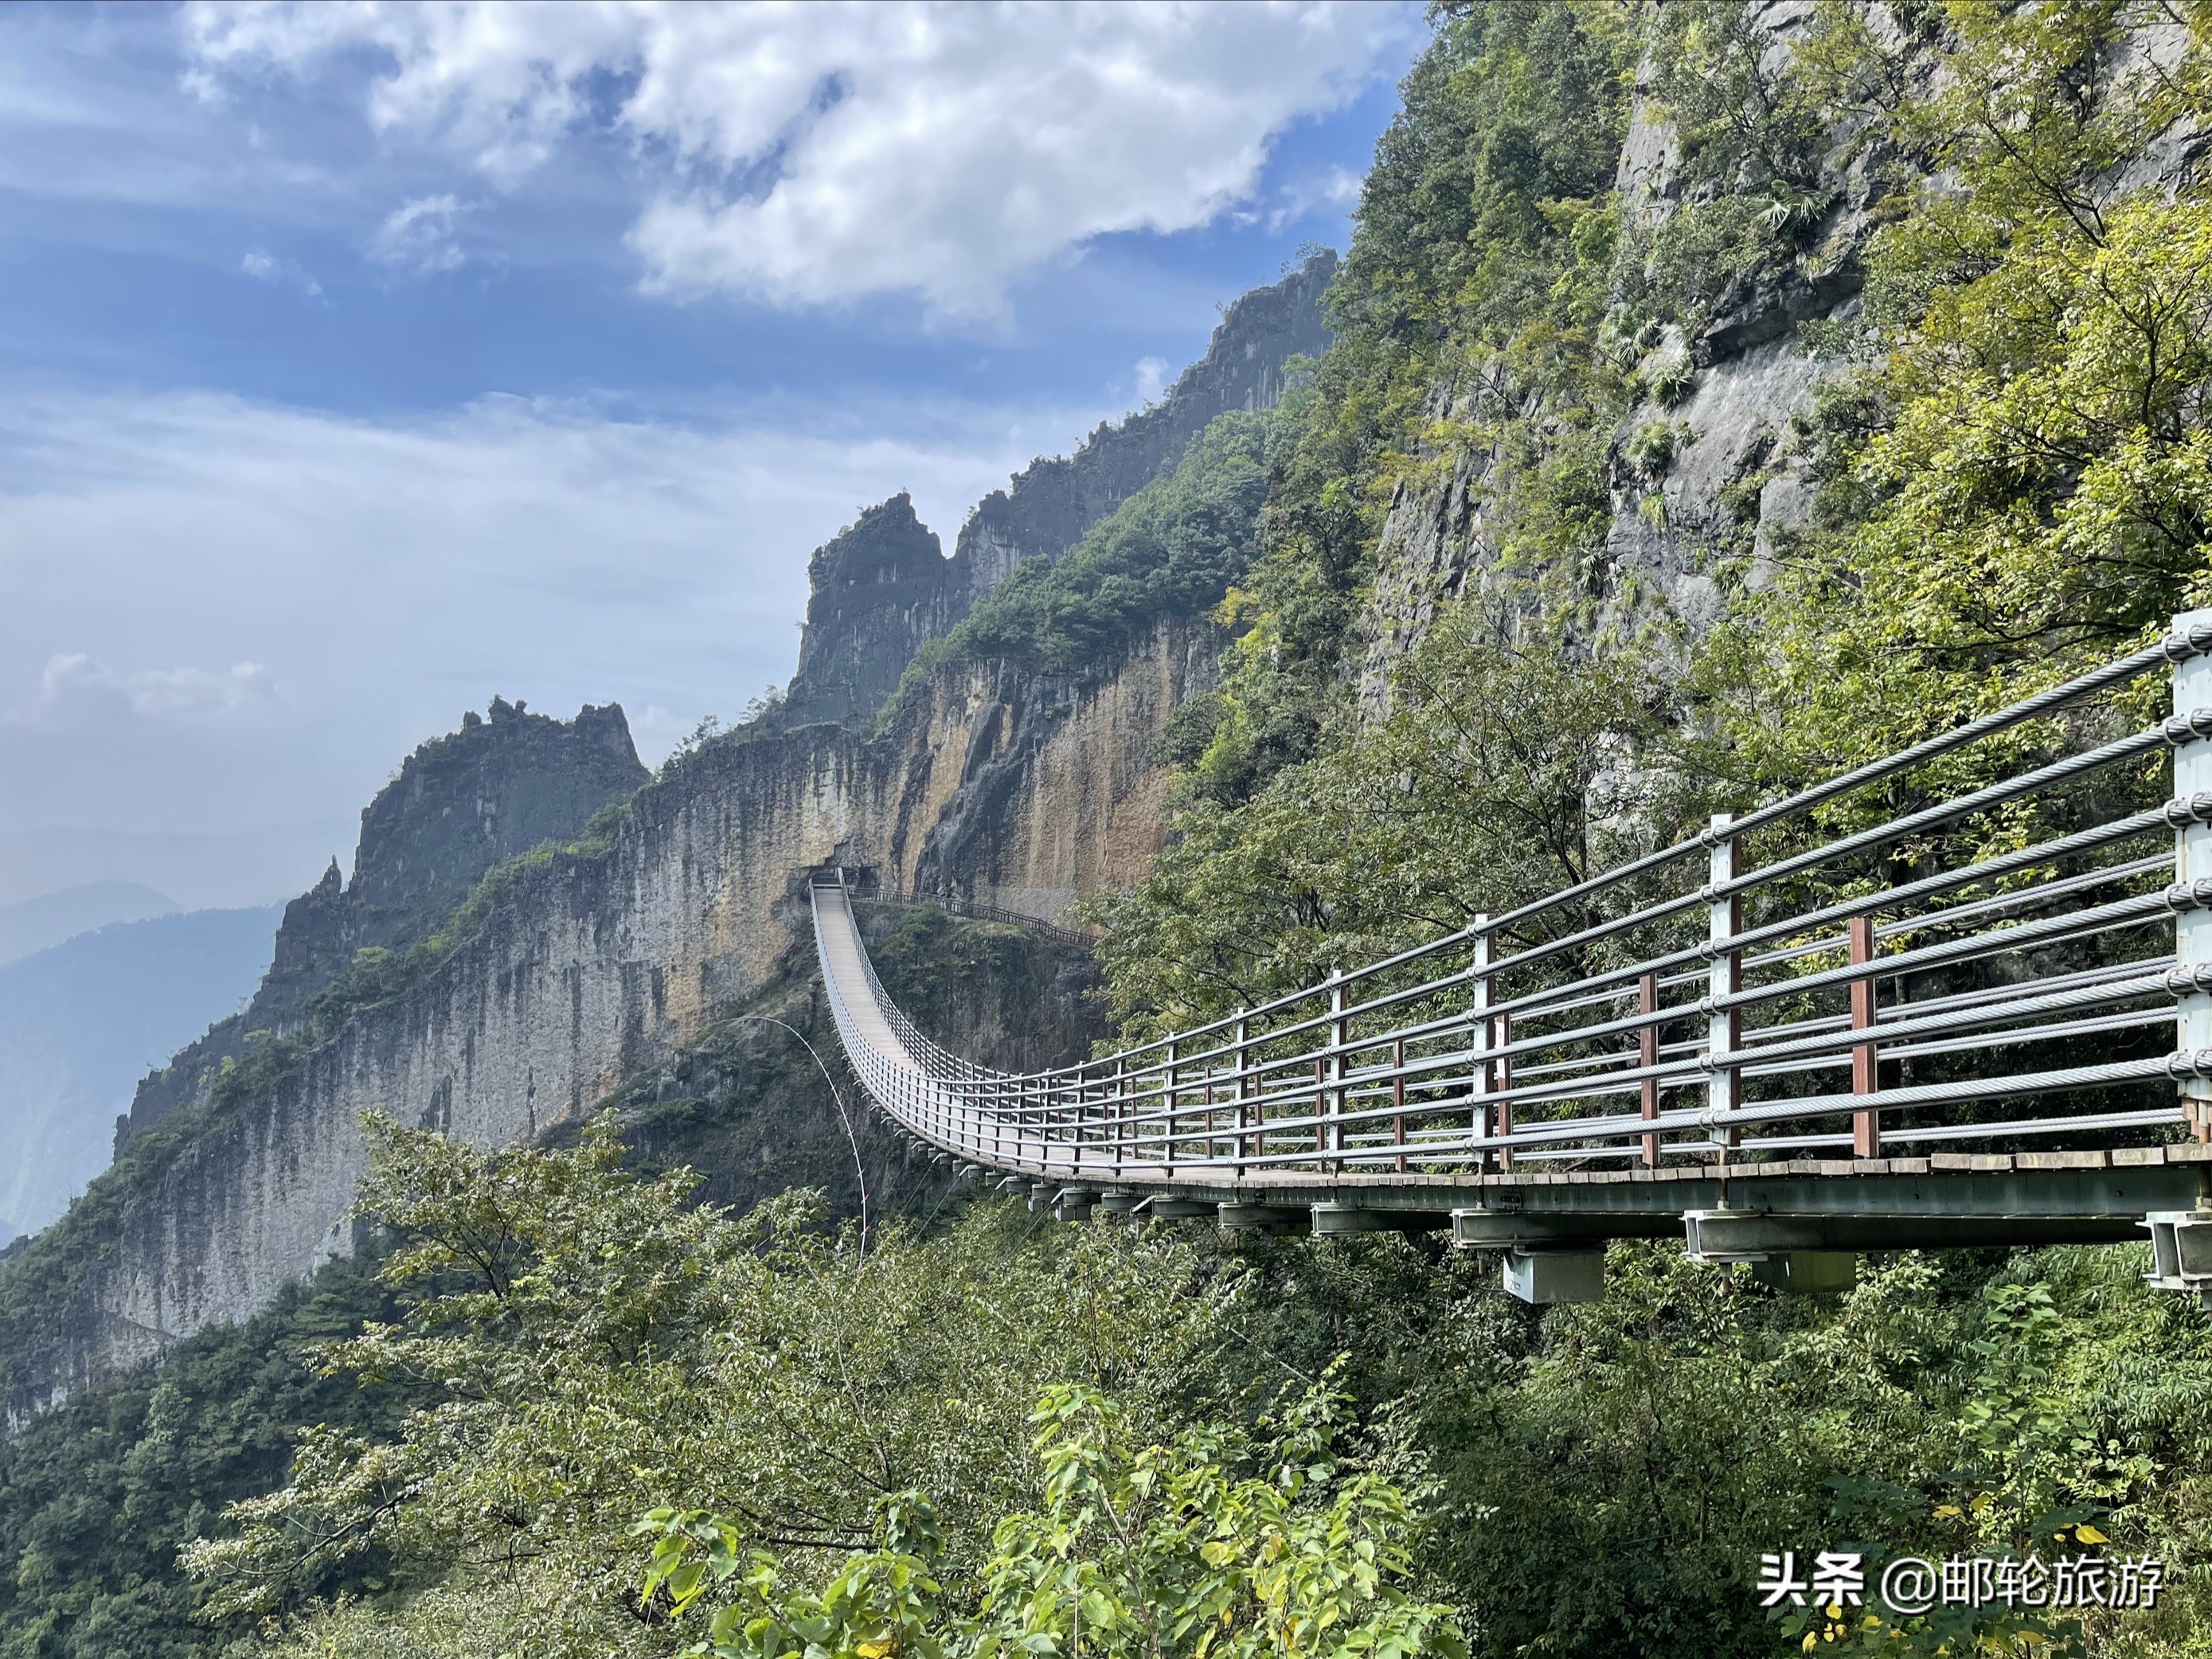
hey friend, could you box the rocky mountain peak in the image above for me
[782,497,958,728]
[347,700,644,929]
[114,702,649,1149]
[778,252,1338,732]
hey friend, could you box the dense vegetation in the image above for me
[0,1255,424,1659]
[6,4,2212,1657]
[30,1121,2212,1659]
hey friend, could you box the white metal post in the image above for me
[1326,968,1346,1170]
[2175,609,2212,1140]
[1112,1054,1126,1177]
[1164,1038,1178,1176]
[1707,812,1741,1155]
[1233,1011,1251,1176]
[1471,916,1494,1171]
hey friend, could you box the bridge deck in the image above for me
[813,880,922,1071]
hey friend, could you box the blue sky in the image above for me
[0,1,1422,910]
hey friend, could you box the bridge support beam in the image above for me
[2143,1211,2212,1305]
[1682,1208,2140,1255]
[1451,1208,1671,1250]
[1053,1188,1098,1222]
[1312,1203,1452,1235]
[1502,1248,1605,1306]
[1145,1197,1217,1220]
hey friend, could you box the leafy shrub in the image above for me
[1624,419,1682,476]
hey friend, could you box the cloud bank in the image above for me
[182,0,1409,312]
[0,385,1077,903]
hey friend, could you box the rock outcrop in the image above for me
[781,252,1334,729]
[782,497,962,728]
[117,701,648,1148]
[1356,7,1877,705]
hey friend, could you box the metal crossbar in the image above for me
[811,613,2212,1269]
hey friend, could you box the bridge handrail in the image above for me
[811,615,2212,1184]
[1061,623,2212,1072]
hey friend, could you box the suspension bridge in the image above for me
[813,611,2212,1304]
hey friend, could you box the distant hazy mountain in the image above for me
[0,905,280,1240]
[0,882,179,967]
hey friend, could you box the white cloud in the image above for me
[240,247,325,295]
[369,193,474,272]
[17,654,279,724]
[1267,163,1362,232]
[1133,355,1170,405]
[181,0,1411,314]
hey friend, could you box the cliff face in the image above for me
[1356,6,1874,705]
[905,623,1217,920]
[118,702,648,1146]
[346,700,647,948]
[781,252,1334,729]
[945,251,1338,604]
[2,607,1200,1427]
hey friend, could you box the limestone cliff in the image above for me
[117,701,648,1148]
[1355,4,1882,705]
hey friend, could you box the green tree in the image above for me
[1740,0,2212,790]
[186,1115,1231,1657]
[635,1378,1464,1659]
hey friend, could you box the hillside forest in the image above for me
[5,3,2212,1657]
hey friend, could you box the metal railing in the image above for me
[812,611,2212,1188]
